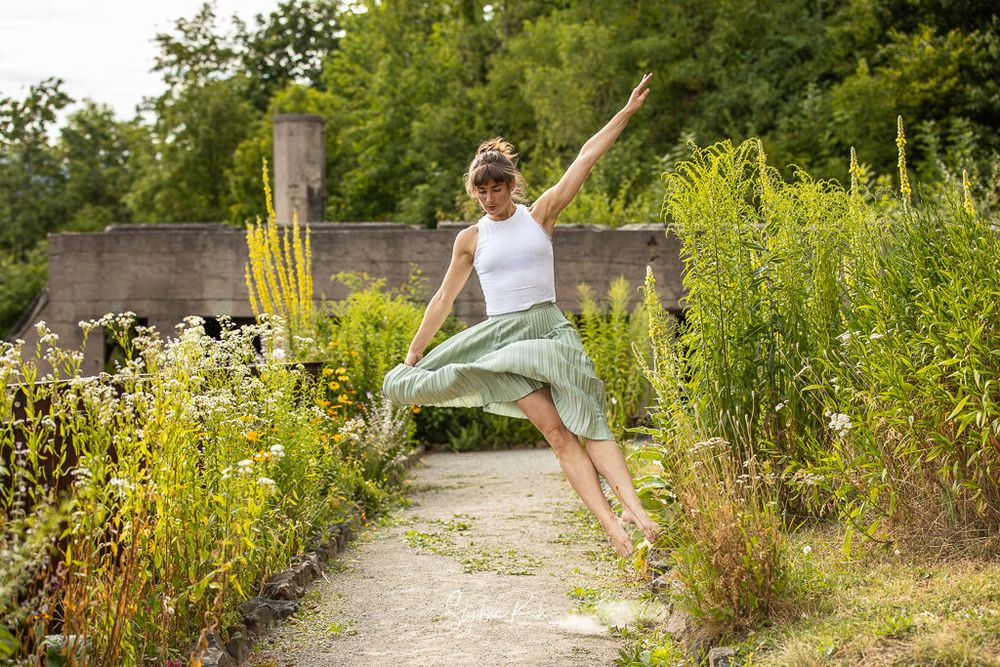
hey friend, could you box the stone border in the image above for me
[191,444,427,667]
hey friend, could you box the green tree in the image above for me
[0,78,72,257]
[128,4,256,222]
[240,0,342,110]
[58,101,140,231]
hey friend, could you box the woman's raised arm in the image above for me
[403,226,476,366]
[530,73,652,234]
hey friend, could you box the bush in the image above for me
[654,134,1000,548]
[636,267,788,639]
[0,313,401,662]
[571,276,652,441]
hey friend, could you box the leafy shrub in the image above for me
[654,134,1000,547]
[571,276,652,440]
[0,313,400,662]
[636,267,788,638]
[315,270,457,399]
[414,405,541,451]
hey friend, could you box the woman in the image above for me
[383,73,661,558]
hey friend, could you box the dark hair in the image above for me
[463,136,527,201]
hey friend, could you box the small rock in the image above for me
[708,646,737,667]
[289,553,321,586]
[650,573,672,594]
[238,597,299,635]
[200,647,236,667]
[262,570,305,600]
[225,624,252,664]
[189,632,236,667]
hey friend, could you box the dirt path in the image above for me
[247,446,660,666]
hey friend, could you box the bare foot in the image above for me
[604,516,634,558]
[621,506,662,543]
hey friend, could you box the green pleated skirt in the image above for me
[382,301,614,441]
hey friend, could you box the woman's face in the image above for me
[476,179,514,219]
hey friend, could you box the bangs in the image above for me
[471,162,514,188]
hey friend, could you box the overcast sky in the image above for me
[0,0,281,123]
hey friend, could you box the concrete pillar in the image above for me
[272,114,326,224]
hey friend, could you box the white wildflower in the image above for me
[869,332,883,340]
[270,347,286,362]
[825,412,853,438]
[257,477,276,488]
[269,444,285,460]
[109,477,134,494]
[802,545,812,555]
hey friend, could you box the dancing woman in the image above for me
[383,73,661,557]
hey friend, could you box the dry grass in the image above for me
[741,525,1000,666]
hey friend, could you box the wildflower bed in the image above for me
[0,313,412,664]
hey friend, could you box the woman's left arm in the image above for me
[530,72,652,234]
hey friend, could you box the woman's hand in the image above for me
[623,72,653,116]
[404,350,423,366]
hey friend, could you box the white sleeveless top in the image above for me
[473,203,557,316]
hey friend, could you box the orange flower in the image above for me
[244,430,261,442]
[410,405,421,414]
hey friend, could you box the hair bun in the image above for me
[476,136,517,163]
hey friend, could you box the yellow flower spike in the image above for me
[896,115,911,211]
[244,156,315,344]
[757,138,771,209]
[849,146,864,199]
[962,169,975,216]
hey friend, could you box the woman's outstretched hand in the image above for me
[624,72,653,116]
[404,350,423,366]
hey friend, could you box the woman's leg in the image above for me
[516,387,633,557]
[582,438,662,543]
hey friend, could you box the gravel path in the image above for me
[247,446,657,666]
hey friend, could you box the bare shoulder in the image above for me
[454,224,479,257]
[528,196,556,237]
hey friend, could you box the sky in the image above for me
[0,0,281,124]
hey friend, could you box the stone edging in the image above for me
[190,444,428,666]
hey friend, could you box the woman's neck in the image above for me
[487,202,517,221]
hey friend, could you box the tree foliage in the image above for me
[2,0,999,332]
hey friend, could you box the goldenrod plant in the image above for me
[244,158,315,357]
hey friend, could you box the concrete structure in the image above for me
[272,115,325,224]
[10,222,684,376]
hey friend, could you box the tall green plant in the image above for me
[635,267,788,639]
[572,276,651,440]
[662,139,859,473]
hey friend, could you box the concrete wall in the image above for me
[16,222,684,377]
